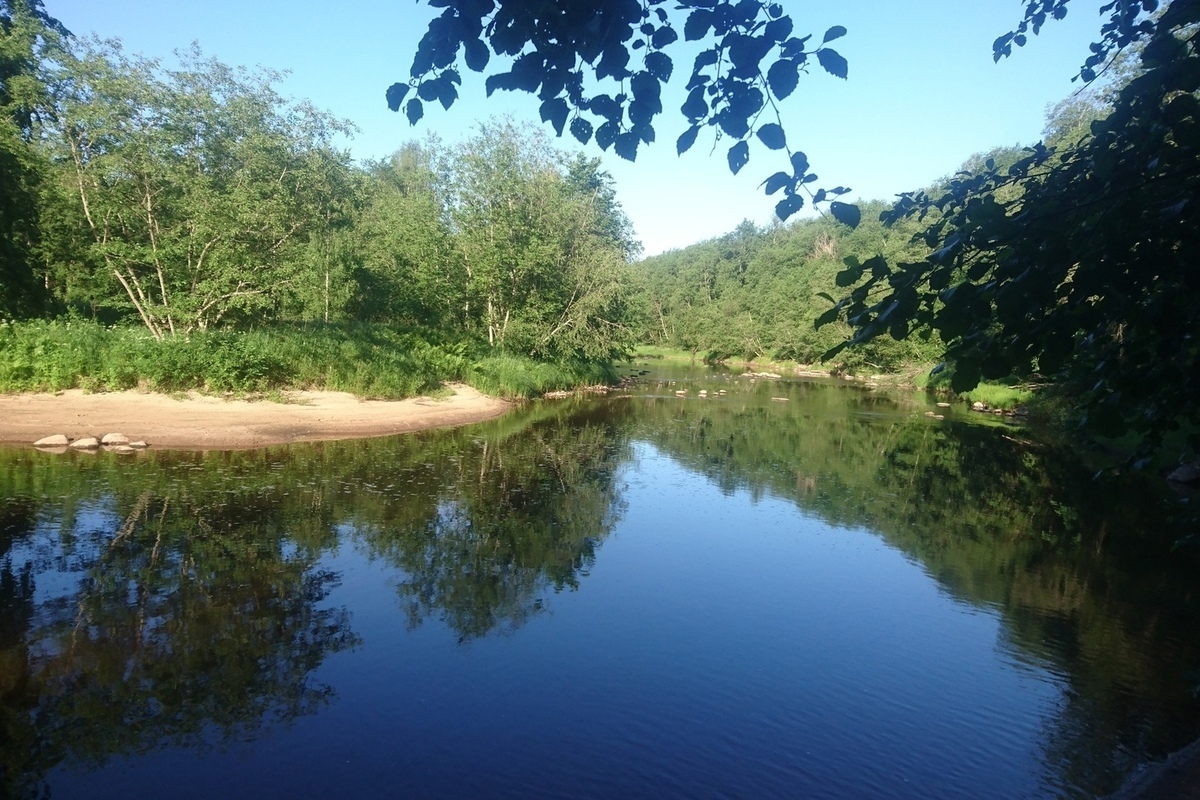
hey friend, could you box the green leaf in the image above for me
[727,140,749,174]
[756,123,787,150]
[830,201,860,228]
[816,48,848,80]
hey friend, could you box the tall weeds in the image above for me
[0,320,615,400]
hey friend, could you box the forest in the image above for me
[0,5,639,397]
[2,0,1198,460]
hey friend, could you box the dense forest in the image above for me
[0,3,639,396]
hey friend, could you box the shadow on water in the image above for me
[0,373,1195,797]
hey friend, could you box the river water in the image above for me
[0,366,1196,799]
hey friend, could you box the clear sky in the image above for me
[42,0,1108,256]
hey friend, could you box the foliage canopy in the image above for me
[391,0,856,223]
[819,0,1200,454]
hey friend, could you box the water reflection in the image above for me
[0,376,1195,798]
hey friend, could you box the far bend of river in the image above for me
[1,365,1198,799]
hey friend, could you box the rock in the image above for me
[972,401,986,411]
[33,434,69,447]
[771,397,789,402]
[924,411,936,417]
[675,390,687,396]
[130,441,149,448]
[936,402,951,408]
[1167,462,1200,485]
[109,445,137,454]
[69,437,100,450]
[101,433,130,445]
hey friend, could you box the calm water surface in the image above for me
[1,367,1197,799]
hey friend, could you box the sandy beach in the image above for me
[0,384,510,450]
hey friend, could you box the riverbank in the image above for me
[0,384,510,450]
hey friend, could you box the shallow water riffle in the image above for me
[0,368,1196,799]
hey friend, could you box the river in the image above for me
[0,365,1196,798]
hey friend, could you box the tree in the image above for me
[816,0,1200,456]
[0,0,64,318]
[441,119,636,360]
[391,0,858,224]
[43,39,357,337]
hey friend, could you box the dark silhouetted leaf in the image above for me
[685,10,713,41]
[776,193,804,220]
[570,116,593,145]
[682,87,708,120]
[464,39,490,72]
[406,98,424,125]
[817,48,848,79]
[765,17,793,42]
[645,51,673,82]
[756,123,787,150]
[540,98,569,135]
[615,131,640,161]
[767,59,799,99]
[822,25,847,43]
[652,25,678,48]
[830,201,860,228]
[677,124,700,155]
[790,150,809,175]
[386,83,409,112]
[727,140,750,174]
[436,79,458,110]
[762,171,789,195]
[595,120,619,150]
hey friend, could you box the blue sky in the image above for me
[44,1,1107,255]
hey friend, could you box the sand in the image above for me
[0,384,511,450]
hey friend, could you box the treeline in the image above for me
[627,205,936,372]
[0,6,638,394]
[625,77,1114,376]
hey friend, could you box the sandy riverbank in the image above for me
[0,384,510,450]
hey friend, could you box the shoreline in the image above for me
[0,384,511,451]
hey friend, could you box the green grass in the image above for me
[0,319,617,401]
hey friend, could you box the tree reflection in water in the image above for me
[0,380,1196,798]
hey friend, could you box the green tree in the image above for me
[42,39,357,337]
[442,119,636,360]
[353,142,459,327]
[0,0,64,318]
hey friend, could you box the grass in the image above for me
[0,319,618,401]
